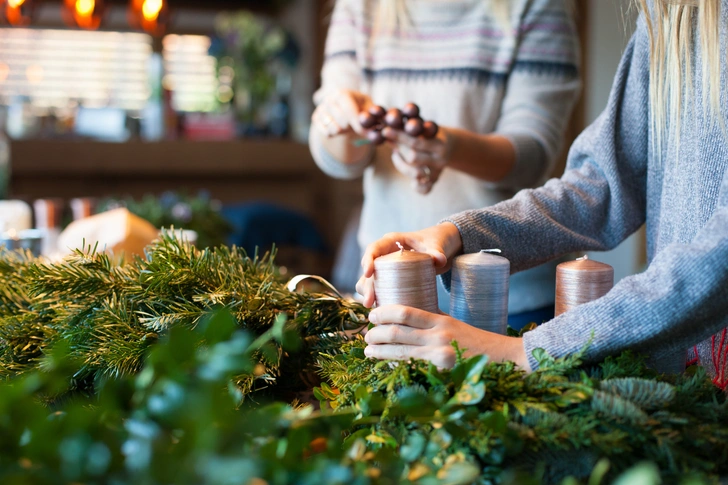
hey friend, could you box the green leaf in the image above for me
[588,458,611,485]
[437,461,480,485]
[366,430,398,448]
[399,432,426,462]
[198,307,237,345]
[611,462,660,485]
[448,381,486,407]
[518,322,539,336]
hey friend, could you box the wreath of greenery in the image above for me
[0,236,725,484]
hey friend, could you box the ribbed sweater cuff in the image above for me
[310,133,371,180]
[437,214,499,293]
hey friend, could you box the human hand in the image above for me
[356,222,462,308]
[384,125,452,194]
[364,304,530,370]
[312,89,373,137]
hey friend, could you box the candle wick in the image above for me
[396,241,404,254]
[480,249,502,254]
[577,255,589,261]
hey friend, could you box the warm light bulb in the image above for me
[7,0,26,8]
[75,0,95,16]
[141,0,162,22]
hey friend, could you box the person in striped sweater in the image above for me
[309,0,581,325]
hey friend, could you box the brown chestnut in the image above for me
[368,105,386,119]
[384,108,405,129]
[359,111,377,129]
[367,129,385,145]
[404,117,424,137]
[402,102,420,119]
[422,120,439,139]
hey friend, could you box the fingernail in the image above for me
[368,311,378,324]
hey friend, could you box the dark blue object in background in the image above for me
[221,202,328,256]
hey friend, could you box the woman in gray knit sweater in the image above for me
[357,0,728,389]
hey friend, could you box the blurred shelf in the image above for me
[8,138,363,272]
[9,139,327,216]
[10,139,317,177]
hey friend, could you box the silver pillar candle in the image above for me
[450,249,510,334]
[373,246,439,313]
[555,256,614,317]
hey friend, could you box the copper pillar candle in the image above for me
[450,250,510,334]
[555,256,614,317]
[373,245,439,313]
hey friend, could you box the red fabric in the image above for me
[710,328,728,390]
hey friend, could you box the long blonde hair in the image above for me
[635,0,723,153]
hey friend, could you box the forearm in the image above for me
[309,128,374,180]
[445,128,517,183]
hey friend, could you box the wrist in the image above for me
[437,126,457,163]
[439,221,463,258]
[510,337,531,372]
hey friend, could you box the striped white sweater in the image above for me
[311,0,581,313]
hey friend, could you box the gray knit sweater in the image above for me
[445,12,728,383]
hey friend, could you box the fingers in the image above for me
[391,150,422,180]
[312,90,371,137]
[326,102,350,135]
[364,343,416,361]
[413,177,434,195]
[333,92,367,135]
[363,343,457,368]
[360,228,452,277]
[382,127,433,152]
[360,233,409,277]
[392,149,435,194]
[312,105,344,137]
[368,304,439,330]
[364,323,424,345]
[355,275,376,308]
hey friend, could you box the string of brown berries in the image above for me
[358,102,439,146]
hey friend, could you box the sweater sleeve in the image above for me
[309,0,372,180]
[522,181,728,370]
[493,0,582,190]
[445,18,728,371]
[447,19,650,274]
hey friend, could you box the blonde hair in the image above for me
[374,0,512,34]
[635,0,723,153]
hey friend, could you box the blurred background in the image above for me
[0,0,641,284]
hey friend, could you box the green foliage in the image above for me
[97,191,232,248]
[0,243,726,484]
[599,378,676,410]
[0,309,387,484]
[0,234,367,399]
[318,339,728,484]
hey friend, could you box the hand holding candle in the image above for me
[372,242,440,313]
